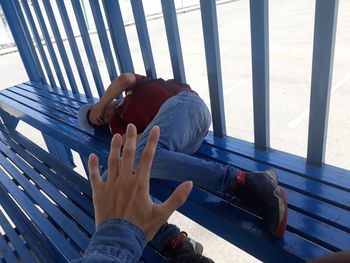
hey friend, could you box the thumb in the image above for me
[159,181,193,218]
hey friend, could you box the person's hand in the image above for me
[89,103,105,126]
[88,123,193,241]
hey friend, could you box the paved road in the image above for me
[1,0,350,262]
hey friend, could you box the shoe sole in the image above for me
[274,187,288,237]
[263,170,288,237]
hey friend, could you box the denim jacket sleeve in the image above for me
[71,218,147,263]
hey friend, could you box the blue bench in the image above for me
[0,0,349,262]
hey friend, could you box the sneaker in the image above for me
[162,232,203,257]
[231,170,288,237]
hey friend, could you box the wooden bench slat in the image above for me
[198,144,350,210]
[288,209,350,251]
[0,93,110,166]
[204,133,350,191]
[0,168,81,261]
[0,131,93,216]
[3,88,112,145]
[2,89,84,130]
[0,210,36,263]
[284,188,350,232]
[25,81,98,104]
[0,152,90,251]
[17,84,84,110]
[0,126,92,198]
[0,232,18,263]
[0,185,55,262]
[11,86,78,117]
[151,179,331,262]
[0,140,94,237]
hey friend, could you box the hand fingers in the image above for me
[108,134,122,181]
[120,124,137,178]
[158,181,193,219]
[135,126,160,185]
[88,153,102,191]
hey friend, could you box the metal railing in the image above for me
[0,0,339,167]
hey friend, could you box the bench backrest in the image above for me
[0,0,340,167]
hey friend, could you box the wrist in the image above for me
[85,218,147,261]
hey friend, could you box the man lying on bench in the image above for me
[77,73,288,255]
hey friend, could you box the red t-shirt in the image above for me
[109,74,193,135]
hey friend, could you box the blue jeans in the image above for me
[134,91,239,194]
[103,91,240,250]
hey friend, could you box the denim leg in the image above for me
[134,91,240,194]
[151,223,180,250]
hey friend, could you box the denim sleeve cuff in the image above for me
[84,218,147,263]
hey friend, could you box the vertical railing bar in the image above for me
[55,0,92,98]
[31,0,67,90]
[307,0,339,167]
[13,0,47,85]
[161,0,186,83]
[70,0,105,98]
[131,0,157,79]
[199,0,226,138]
[249,0,270,150]
[89,0,118,81]
[22,0,56,87]
[0,0,41,82]
[102,0,134,74]
[41,1,78,94]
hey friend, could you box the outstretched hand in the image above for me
[88,124,193,241]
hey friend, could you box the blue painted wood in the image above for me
[102,0,134,73]
[0,111,19,130]
[284,188,350,233]
[0,234,17,263]
[70,0,105,98]
[22,0,56,87]
[151,179,329,262]
[0,151,91,249]
[0,126,92,198]
[161,0,186,83]
[42,0,78,94]
[0,210,36,262]
[0,184,63,262]
[0,169,81,261]
[0,94,110,167]
[17,84,85,109]
[31,0,67,90]
[42,133,75,169]
[307,0,339,167]
[131,0,157,78]
[0,140,94,236]
[0,1,41,82]
[249,0,270,150]
[0,185,54,262]
[1,89,111,146]
[203,132,350,191]
[55,0,92,97]
[11,86,78,116]
[199,0,226,138]
[12,0,47,85]
[197,143,350,210]
[26,81,98,104]
[89,0,118,81]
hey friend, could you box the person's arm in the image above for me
[89,73,136,125]
[72,124,193,262]
[307,250,350,263]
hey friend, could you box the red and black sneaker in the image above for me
[232,170,288,237]
[162,232,203,258]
